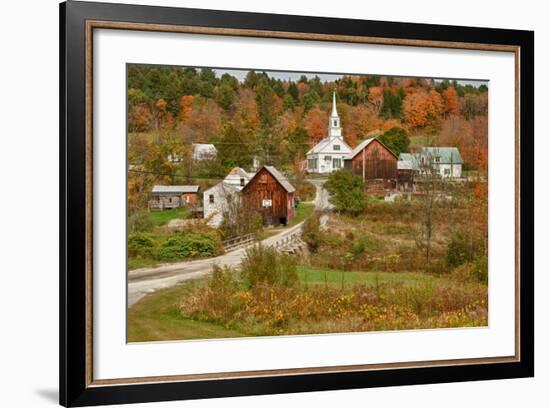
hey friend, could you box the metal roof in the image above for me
[263,166,296,193]
[151,185,199,194]
[203,181,240,195]
[398,153,420,170]
[345,137,400,160]
[421,147,464,164]
[345,137,374,160]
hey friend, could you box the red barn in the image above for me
[241,166,295,226]
[344,137,398,181]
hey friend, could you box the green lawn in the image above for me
[128,282,246,342]
[290,202,315,226]
[297,265,438,288]
[148,207,188,226]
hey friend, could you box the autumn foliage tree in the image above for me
[304,106,328,145]
[403,90,443,130]
[442,87,459,116]
[127,66,489,212]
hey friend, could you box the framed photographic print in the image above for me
[60,0,534,406]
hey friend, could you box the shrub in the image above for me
[324,170,367,215]
[295,181,316,201]
[450,256,488,284]
[207,264,237,313]
[127,233,156,258]
[301,213,322,253]
[351,237,368,258]
[378,127,410,156]
[240,244,298,288]
[128,211,155,233]
[156,231,222,262]
[446,229,485,267]
[472,255,488,284]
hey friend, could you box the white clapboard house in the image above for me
[398,147,464,179]
[203,167,254,227]
[306,91,352,174]
[417,147,464,178]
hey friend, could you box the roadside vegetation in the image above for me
[128,228,223,270]
[128,243,486,341]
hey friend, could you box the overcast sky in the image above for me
[211,68,487,86]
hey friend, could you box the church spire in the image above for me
[331,90,338,117]
[328,90,342,139]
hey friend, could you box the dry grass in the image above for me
[178,267,487,337]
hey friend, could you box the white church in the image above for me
[306,91,353,174]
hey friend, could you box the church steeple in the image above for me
[328,90,342,138]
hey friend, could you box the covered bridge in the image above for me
[241,166,295,226]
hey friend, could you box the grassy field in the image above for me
[128,267,451,342]
[148,207,188,226]
[128,282,247,342]
[297,266,438,288]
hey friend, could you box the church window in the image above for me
[324,156,331,161]
[333,145,340,151]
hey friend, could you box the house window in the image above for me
[435,156,440,163]
[324,156,331,161]
[333,158,342,169]
[240,178,245,186]
[209,194,214,204]
[333,145,340,151]
[444,168,451,175]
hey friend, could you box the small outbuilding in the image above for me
[397,152,420,186]
[148,185,199,211]
[241,166,296,226]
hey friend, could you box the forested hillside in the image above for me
[127,66,488,213]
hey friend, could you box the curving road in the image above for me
[127,179,332,307]
[307,178,333,211]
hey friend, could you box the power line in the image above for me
[128,168,226,180]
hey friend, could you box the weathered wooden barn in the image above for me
[148,185,199,211]
[241,166,295,226]
[344,137,398,181]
